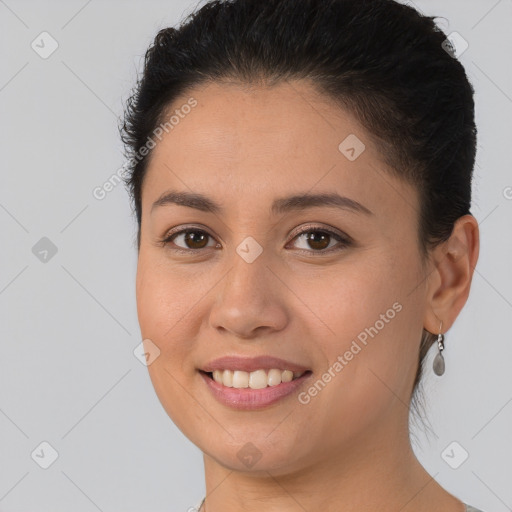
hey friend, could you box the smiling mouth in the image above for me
[200,369,313,389]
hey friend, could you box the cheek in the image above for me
[293,254,404,342]
[135,254,198,401]
[135,254,211,433]
[295,253,422,417]
[136,251,206,343]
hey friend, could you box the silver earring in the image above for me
[432,321,445,376]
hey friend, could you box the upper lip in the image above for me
[200,355,311,373]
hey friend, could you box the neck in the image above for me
[199,406,464,512]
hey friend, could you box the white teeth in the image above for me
[248,369,267,389]
[213,370,224,384]
[267,369,282,386]
[222,370,233,387]
[281,370,293,383]
[232,370,249,388]
[210,369,306,389]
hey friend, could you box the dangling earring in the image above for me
[432,321,445,376]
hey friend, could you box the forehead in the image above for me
[150,80,360,174]
[142,80,417,220]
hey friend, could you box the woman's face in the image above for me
[136,80,429,473]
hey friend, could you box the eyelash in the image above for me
[159,224,352,256]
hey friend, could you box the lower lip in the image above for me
[199,371,312,410]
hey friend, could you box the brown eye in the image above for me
[289,227,351,254]
[303,231,331,250]
[181,231,209,249]
[163,229,218,252]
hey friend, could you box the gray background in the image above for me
[0,0,511,511]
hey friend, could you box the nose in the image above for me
[208,250,288,340]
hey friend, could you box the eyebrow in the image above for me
[151,190,373,216]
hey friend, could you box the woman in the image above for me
[120,0,483,510]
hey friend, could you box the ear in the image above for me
[423,214,480,334]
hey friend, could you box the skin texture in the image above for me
[135,80,479,512]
